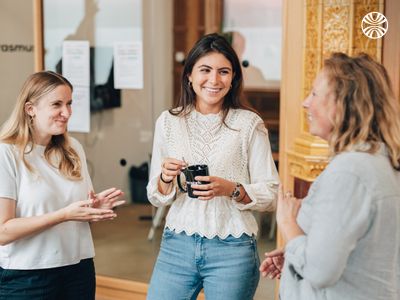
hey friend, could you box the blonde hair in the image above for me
[324,52,400,170]
[0,71,82,180]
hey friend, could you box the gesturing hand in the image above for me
[62,200,116,222]
[276,185,302,227]
[89,188,125,210]
[191,176,235,200]
[276,184,305,242]
[259,248,285,279]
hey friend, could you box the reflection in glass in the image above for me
[223,0,282,89]
[44,0,142,111]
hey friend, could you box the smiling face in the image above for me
[188,52,233,114]
[302,70,337,141]
[26,84,73,145]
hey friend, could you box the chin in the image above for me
[204,99,224,107]
[52,128,67,136]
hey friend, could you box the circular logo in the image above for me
[361,12,388,39]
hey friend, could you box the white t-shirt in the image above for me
[0,137,95,269]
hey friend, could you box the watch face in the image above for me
[231,183,242,200]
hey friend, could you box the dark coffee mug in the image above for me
[177,164,209,198]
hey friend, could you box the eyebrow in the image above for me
[197,64,232,71]
[51,99,73,103]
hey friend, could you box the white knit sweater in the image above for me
[147,108,279,239]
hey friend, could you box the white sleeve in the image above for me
[146,113,176,207]
[0,144,18,201]
[233,123,279,211]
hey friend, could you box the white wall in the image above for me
[0,0,35,123]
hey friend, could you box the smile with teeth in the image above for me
[204,87,222,94]
[307,113,313,121]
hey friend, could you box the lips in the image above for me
[203,87,223,94]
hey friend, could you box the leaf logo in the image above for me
[361,12,388,39]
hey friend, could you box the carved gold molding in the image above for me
[289,0,384,181]
[288,134,329,182]
[287,150,329,182]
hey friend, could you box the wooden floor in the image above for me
[91,204,276,300]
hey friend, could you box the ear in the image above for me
[25,101,35,117]
[188,74,192,83]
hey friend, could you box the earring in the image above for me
[188,81,192,87]
[28,115,34,127]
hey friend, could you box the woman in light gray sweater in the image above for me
[261,53,400,300]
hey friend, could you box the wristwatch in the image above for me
[231,182,243,202]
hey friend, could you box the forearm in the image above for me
[235,185,251,204]
[279,220,305,242]
[0,210,65,246]
[147,175,176,207]
[157,176,174,195]
[232,182,278,211]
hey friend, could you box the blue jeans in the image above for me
[147,228,260,300]
[0,258,95,300]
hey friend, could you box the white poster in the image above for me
[66,86,90,133]
[62,40,90,132]
[113,41,143,89]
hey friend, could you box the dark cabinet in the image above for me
[244,88,280,162]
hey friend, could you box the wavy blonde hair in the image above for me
[0,71,82,180]
[324,52,400,170]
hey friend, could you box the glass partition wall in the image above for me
[37,0,165,285]
[33,2,280,299]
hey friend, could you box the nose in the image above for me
[302,94,311,109]
[61,105,71,118]
[208,71,218,84]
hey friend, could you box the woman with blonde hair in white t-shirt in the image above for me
[0,71,125,299]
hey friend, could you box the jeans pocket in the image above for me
[252,239,260,268]
[217,234,254,247]
[162,227,175,241]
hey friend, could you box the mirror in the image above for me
[41,0,175,286]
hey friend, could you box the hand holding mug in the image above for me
[190,175,235,201]
[160,158,187,184]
